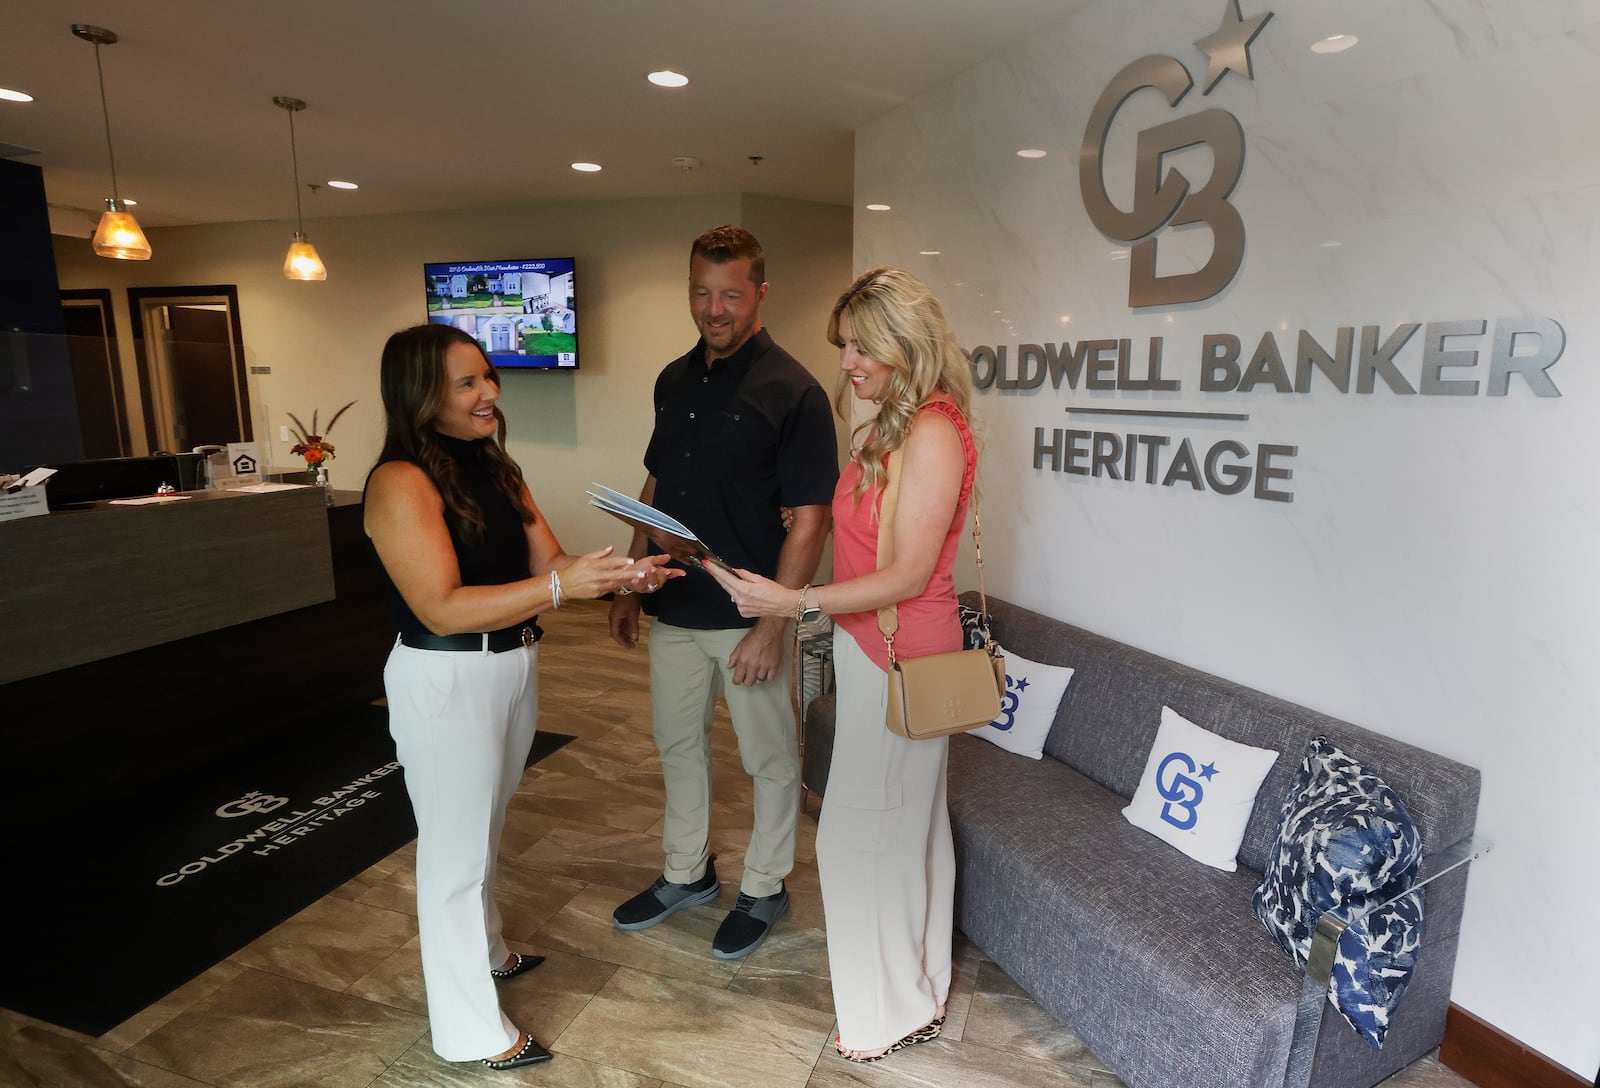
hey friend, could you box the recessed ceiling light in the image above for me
[327,179,359,190]
[865,203,891,212]
[121,198,137,206]
[1016,148,1048,159]
[647,70,689,88]
[918,250,941,256]
[571,162,603,173]
[0,87,34,103]
[1311,34,1358,54]
[1058,315,1071,324]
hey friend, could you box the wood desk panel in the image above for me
[0,487,334,683]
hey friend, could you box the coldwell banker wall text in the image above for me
[855,0,1600,1076]
[967,315,1564,501]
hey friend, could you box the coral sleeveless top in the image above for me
[831,394,978,672]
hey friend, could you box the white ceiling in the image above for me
[1,1,1080,232]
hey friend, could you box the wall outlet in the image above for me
[279,425,291,442]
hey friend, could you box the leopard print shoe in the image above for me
[837,1016,945,1063]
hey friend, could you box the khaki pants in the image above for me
[819,629,954,1051]
[647,621,799,897]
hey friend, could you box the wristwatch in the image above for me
[795,584,823,623]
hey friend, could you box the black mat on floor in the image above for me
[0,708,573,1036]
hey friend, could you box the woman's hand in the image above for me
[556,547,634,600]
[624,555,685,596]
[558,549,686,600]
[707,563,798,620]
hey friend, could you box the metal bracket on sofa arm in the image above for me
[1305,836,1492,988]
[1282,837,1492,1088]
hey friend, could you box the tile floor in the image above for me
[0,601,1478,1088]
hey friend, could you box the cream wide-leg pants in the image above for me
[818,629,954,1051]
[384,639,537,1062]
[647,621,799,897]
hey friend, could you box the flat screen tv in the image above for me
[423,257,578,369]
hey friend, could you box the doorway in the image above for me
[59,288,133,459]
[127,285,251,453]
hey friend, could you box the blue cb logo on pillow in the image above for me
[1157,751,1220,830]
[989,673,1029,732]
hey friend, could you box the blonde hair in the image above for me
[827,267,975,501]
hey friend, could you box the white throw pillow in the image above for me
[1121,706,1280,872]
[970,646,1074,759]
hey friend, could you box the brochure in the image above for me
[586,483,735,574]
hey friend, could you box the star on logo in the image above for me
[1198,762,1219,780]
[1015,677,1031,692]
[1194,0,1274,94]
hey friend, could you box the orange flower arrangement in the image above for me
[288,401,356,473]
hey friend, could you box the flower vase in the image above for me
[314,464,333,505]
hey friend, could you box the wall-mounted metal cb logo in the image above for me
[1080,1,1273,309]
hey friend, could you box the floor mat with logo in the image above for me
[0,707,573,1035]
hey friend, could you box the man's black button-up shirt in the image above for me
[642,328,837,630]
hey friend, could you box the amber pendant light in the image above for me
[273,96,327,281]
[73,24,151,261]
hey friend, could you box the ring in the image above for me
[617,585,633,596]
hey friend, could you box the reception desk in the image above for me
[1,486,335,684]
[0,488,390,812]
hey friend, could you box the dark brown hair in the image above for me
[690,224,765,284]
[375,323,535,544]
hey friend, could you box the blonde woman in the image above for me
[711,267,978,1063]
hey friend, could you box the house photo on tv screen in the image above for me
[423,257,578,369]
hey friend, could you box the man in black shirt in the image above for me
[609,225,837,958]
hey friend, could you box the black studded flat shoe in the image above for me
[489,952,545,981]
[481,1032,552,1070]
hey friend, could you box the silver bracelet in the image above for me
[548,568,563,609]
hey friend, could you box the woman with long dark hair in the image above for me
[712,268,979,1063]
[364,324,679,1070]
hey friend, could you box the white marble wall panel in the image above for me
[856,0,1600,1077]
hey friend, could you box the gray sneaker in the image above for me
[711,883,789,959]
[612,857,721,931]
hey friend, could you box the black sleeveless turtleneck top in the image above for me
[380,432,540,639]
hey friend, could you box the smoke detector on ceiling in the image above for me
[671,156,702,173]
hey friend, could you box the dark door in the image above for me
[60,294,131,459]
[127,286,251,454]
[166,306,244,450]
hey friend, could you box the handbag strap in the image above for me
[874,410,990,668]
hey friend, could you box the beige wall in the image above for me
[738,194,855,462]
[52,192,851,555]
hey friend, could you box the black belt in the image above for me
[401,624,541,653]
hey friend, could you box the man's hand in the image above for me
[609,592,643,649]
[727,616,786,685]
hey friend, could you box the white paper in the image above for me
[107,495,193,506]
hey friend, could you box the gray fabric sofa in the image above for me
[803,592,1481,1088]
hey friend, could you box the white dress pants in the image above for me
[818,629,954,1051]
[384,639,537,1062]
[647,621,799,897]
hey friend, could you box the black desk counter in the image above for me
[1,485,335,684]
[0,488,390,812]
